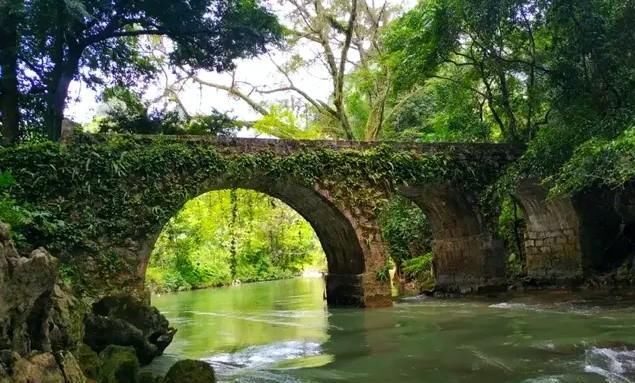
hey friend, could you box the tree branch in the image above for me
[193,76,268,115]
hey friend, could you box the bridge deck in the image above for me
[81,134,520,158]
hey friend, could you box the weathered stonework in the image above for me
[516,180,583,281]
[399,183,506,293]
[1,135,519,307]
[523,228,582,281]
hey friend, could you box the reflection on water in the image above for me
[147,278,635,383]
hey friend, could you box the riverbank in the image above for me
[146,268,327,295]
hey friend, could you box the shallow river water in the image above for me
[147,278,635,383]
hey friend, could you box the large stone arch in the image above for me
[139,176,392,308]
[398,183,506,293]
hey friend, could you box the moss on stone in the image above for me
[137,371,161,383]
[99,345,139,383]
[76,344,102,380]
[163,360,216,383]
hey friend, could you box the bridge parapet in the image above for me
[76,134,520,162]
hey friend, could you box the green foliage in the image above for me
[375,263,391,282]
[550,126,635,194]
[402,253,433,280]
[379,196,431,266]
[96,86,238,137]
[253,106,323,139]
[147,189,325,292]
[385,75,493,142]
[497,196,526,278]
[402,253,435,290]
[1,0,282,140]
[0,170,34,243]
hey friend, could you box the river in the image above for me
[146,278,635,382]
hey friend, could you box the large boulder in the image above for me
[54,351,87,383]
[99,346,139,383]
[0,223,59,354]
[163,360,216,383]
[50,284,87,352]
[84,314,157,365]
[8,351,85,383]
[84,296,176,365]
[76,343,102,381]
[10,352,66,383]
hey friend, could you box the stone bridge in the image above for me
[0,135,620,307]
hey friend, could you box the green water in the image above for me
[147,278,635,382]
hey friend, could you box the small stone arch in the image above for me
[139,176,392,307]
[398,183,506,293]
[515,179,627,281]
[514,179,584,281]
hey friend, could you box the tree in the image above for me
[385,0,634,147]
[385,0,552,144]
[94,86,239,136]
[0,0,281,143]
[0,0,23,144]
[189,0,404,140]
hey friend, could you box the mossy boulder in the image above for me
[10,352,66,383]
[99,345,139,383]
[85,296,176,365]
[55,351,86,383]
[50,284,87,352]
[162,360,216,383]
[0,224,59,354]
[138,371,161,383]
[76,344,102,381]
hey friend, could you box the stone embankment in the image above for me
[0,223,214,383]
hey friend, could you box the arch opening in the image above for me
[514,180,584,281]
[142,177,374,307]
[146,189,328,292]
[378,195,434,295]
[397,183,506,293]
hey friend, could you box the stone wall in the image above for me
[399,183,506,293]
[516,180,584,282]
[433,234,506,292]
[3,135,520,307]
[523,227,582,281]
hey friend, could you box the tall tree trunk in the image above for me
[45,72,74,141]
[0,1,21,144]
[45,51,81,141]
[44,5,82,142]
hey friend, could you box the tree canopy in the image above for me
[0,0,281,143]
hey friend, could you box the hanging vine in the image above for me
[229,188,238,281]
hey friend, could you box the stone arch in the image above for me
[513,179,584,281]
[398,183,506,293]
[515,179,627,281]
[141,176,392,308]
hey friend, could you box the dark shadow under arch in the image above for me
[397,183,505,292]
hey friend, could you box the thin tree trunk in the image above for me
[511,197,525,263]
[0,2,21,144]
